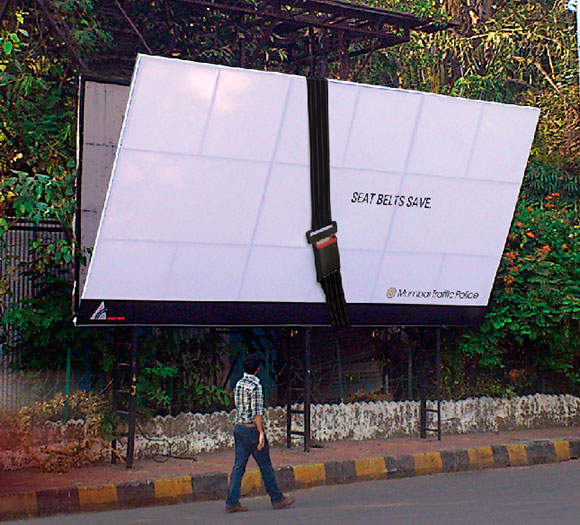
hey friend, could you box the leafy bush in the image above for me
[138,328,235,416]
[448,194,580,397]
[1,391,108,472]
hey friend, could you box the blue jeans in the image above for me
[226,425,284,506]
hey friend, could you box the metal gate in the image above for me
[0,218,66,409]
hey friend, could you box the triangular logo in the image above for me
[90,301,108,321]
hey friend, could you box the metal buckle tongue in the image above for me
[306,222,340,282]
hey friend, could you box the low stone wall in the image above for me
[0,419,103,471]
[1,394,579,469]
[135,394,580,459]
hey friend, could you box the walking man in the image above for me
[226,353,295,513]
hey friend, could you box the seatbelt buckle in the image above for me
[306,222,341,282]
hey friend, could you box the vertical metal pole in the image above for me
[264,337,271,404]
[286,329,292,449]
[111,337,119,465]
[304,328,311,453]
[212,328,218,387]
[64,347,71,421]
[336,339,344,401]
[407,345,413,401]
[436,328,442,441]
[126,328,138,469]
[419,349,426,439]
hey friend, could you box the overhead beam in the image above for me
[180,0,409,42]
[85,0,451,79]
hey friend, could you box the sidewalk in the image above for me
[1,426,579,520]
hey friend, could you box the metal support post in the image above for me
[64,347,71,421]
[436,328,442,441]
[419,348,426,439]
[285,328,312,452]
[126,328,138,469]
[336,338,344,401]
[419,329,442,440]
[304,328,311,452]
[264,336,271,403]
[407,344,413,400]
[111,334,120,465]
[286,330,292,449]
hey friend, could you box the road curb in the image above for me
[1,438,579,520]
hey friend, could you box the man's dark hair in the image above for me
[243,353,262,375]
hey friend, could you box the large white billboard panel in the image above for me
[77,54,539,326]
[342,86,421,172]
[121,59,218,155]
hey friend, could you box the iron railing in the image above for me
[0,218,66,409]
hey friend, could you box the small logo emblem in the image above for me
[386,288,397,299]
[90,301,107,320]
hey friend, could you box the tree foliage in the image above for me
[138,328,235,415]
[0,2,111,374]
[0,2,109,229]
[446,196,580,396]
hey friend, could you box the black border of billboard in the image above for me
[76,299,486,327]
[73,76,85,315]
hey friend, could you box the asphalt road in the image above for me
[14,460,580,525]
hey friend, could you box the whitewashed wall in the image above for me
[2,394,579,470]
[134,394,580,458]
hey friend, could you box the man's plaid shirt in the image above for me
[234,373,264,424]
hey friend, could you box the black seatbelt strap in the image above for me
[305,78,350,328]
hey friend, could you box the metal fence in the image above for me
[0,218,66,410]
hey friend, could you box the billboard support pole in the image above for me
[407,344,413,400]
[419,329,442,440]
[304,327,312,452]
[419,344,427,439]
[336,338,345,401]
[285,328,312,452]
[111,328,140,467]
[126,327,138,468]
[436,328,442,441]
[285,329,292,449]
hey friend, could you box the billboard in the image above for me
[75,54,539,326]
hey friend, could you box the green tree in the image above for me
[0,3,111,375]
[447,196,580,396]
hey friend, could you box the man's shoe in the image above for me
[225,503,248,513]
[272,494,295,510]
